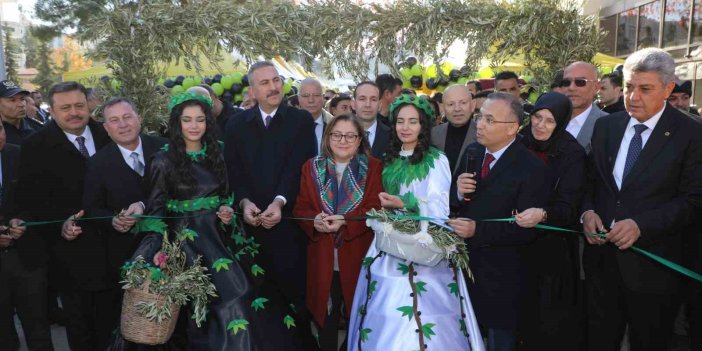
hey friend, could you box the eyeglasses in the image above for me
[560,78,597,88]
[330,132,359,143]
[300,93,323,98]
[473,113,517,126]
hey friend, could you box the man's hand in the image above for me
[456,173,477,196]
[217,205,234,225]
[582,211,607,245]
[7,219,26,240]
[607,219,640,250]
[241,199,262,227]
[447,218,476,238]
[514,208,544,228]
[260,199,283,229]
[113,202,143,233]
[62,210,84,241]
[378,192,404,209]
[0,234,12,248]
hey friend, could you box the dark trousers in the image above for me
[319,271,347,351]
[61,288,121,351]
[486,328,516,351]
[687,287,702,350]
[0,249,52,351]
[585,260,680,351]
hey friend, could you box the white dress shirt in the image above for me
[566,104,593,138]
[484,138,516,170]
[63,126,97,156]
[314,115,324,154]
[612,104,665,190]
[259,106,279,126]
[116,137,145,173]
[365,120,378,147]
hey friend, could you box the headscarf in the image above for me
[524,92,572,152]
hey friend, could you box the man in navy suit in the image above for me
[224,61,318,349]
[581,48,702,351]
[450,92,549,351]
[352,81,390,159]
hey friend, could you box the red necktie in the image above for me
[480,153,495,179]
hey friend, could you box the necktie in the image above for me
[76,136,90,158]
[623,124,648,179]
[130,152,145,176]
[480,153,495,179]
[265,115,272,129]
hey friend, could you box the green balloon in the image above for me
[182,77,195,89]
[211,83,225,96]
[283,81,292,94]
[435,84,446,92]
[457,77,469,85]
[171,85,185,95]
[410,64,423,77]
[234,93,243,102]
[221,76,234,90]
[400,68,412,79]
[402,80,412,89]
[111,79,122,91]
[242,87,249,94]
[232,72,243,84]
[157,78,165,86]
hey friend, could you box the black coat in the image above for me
[454,141,550,330]
[224,103,316,306]
[82,135,166,283]
[15,119,111,290]
[370,118,391,160]
[0,143,20,221]
[582,105,702,294]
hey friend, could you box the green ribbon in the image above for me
[10,211,701,283]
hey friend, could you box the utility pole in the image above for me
[0,24,6,80]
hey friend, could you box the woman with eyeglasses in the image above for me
[513,92,586,350]
[293,114,383,351]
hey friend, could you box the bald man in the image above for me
[562,62,608,154]
[299,78,333,155]
[431,85,478,174]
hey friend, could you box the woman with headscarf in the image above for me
[513,92,586,350]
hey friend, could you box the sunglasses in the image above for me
[560,78,597,88]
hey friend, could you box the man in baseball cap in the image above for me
[0,80,42,145]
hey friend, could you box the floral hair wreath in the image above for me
[168,92,213,111]
[388,94,435,123]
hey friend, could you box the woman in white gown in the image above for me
[348,95,484,351]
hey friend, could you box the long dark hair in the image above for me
[166,99,226,198]
[383,103,433,165]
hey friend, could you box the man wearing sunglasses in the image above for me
[562,62,608,154]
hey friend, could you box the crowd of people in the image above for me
[0,46,700,351]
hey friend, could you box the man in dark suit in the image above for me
[450,92,549,351]
[16,82,112,351]
[67,97,167,338]
[299,78,331,155]
[224,61,318,349]
[562,62,608,154]
[431,84,478,174]
[353,81,390,159]
[0,122,53,351]
[375,74,402,127]
[581,48,702,351]
[599,73,625,114]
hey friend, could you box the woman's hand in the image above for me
[379,192,405,209]
[314,213,331,233]
[514,208,545,228]
[217,205,235,225]
[324,215,346,232]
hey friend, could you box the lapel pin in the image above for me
[664,132,670,136]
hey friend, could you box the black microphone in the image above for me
[463,147,479,202]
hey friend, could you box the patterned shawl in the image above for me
[311,154,369,215]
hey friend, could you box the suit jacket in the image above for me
[455,141,550,329]
[431,122,478,174]
[16,119,111,290]
[370,119,391,160]
[0,144,20,221]
[575,103,608,154]
[582,106,702,294]
[224,103,316,304]
[82,135,167,283]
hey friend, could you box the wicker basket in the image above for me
[120,281,180,345]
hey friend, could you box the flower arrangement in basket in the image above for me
[367,208,473,280]
[120,225,217,345]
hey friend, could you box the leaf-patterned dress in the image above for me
[347,147,485,351]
